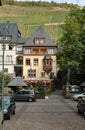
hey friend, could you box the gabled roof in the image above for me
[7,76,28,87]
[0,22,27,46]
[23,26,56,47]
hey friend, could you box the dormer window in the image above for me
[35,37,45,45]
[4,36,11,41]
[0,35,11,41]
[36,40,39,44]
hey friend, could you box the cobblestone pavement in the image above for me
[1,90,85,130]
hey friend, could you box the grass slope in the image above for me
[0,5,69,42]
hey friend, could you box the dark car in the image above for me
[3,96,16,120]
[13,89,36,102]
[77,97,85,116]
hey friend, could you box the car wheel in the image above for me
[13,110,15,115]
[8,113,11,120]
[28,98,33,102]
[84,111,85,116]
[77,108,81,114]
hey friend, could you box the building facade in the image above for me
[23,26,57,86]
[0,22,57,87]
[0,22,27,77]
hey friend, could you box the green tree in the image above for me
[0,72,12,92]
[57,7,85,74]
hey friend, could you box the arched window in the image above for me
[16,56,23,65]
[9,55,12,63]
[6,55,9,63]
[6,55,13,63]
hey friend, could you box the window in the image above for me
[50,72,54,79]
[48,49,54,54]
[26,59,30,65]
[9,45,12,50]
[33,49,39,54]
[0,36,3,41]
[4,68,8,73]
[6,55,13,63]
[1,45,6,50]
[45,60,49,65]
[28,69,36,77]
[16,56,23,65]
[36,40,39,44]
[35,38,45,45]
[23,91,30,94]
[0,35,11,41]
[40,39,44,44]
[41,72,45,77]
[5,36,11,41]
[24,48,31,54]
[16,46,22,54]
[34,59,38,66]
[17,91,24,94]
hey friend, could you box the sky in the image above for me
[16,0,85,6]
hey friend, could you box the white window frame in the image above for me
[48,48,54,54]
[25,48,31,54]
[34,59,38,66]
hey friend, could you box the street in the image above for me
[2,91,85,130]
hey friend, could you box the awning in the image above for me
[24,79,53,84]
[7,76,28,87]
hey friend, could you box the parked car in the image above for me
[3,96,16,120]
[70,85,80,93]
[13,89,36,102]
[72,92,85,101]
[77,97,85,116]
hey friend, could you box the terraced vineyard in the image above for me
[0,5,69,42]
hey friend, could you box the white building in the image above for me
[0,22,27,77]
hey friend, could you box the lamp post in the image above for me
[1,25,12,125]
[1,27,6,125]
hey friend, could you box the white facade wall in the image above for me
[0,43,16,75]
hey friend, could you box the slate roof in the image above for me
[0,22,27,46]
[7,76,28,87]
[23,26,56,47]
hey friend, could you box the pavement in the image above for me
[1,89,85,130]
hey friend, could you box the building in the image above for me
[0,22,57,89]
[0,22,27,77]
[23,26,57,86]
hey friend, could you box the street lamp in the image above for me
[1,27,6,125]
[1,25,12,125]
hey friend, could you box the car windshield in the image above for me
[3,97,10,105]
[29,90,34,94]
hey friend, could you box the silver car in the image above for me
[77,97,85,116]
[72,92,85,101]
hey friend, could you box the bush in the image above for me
[37,81,46,98]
